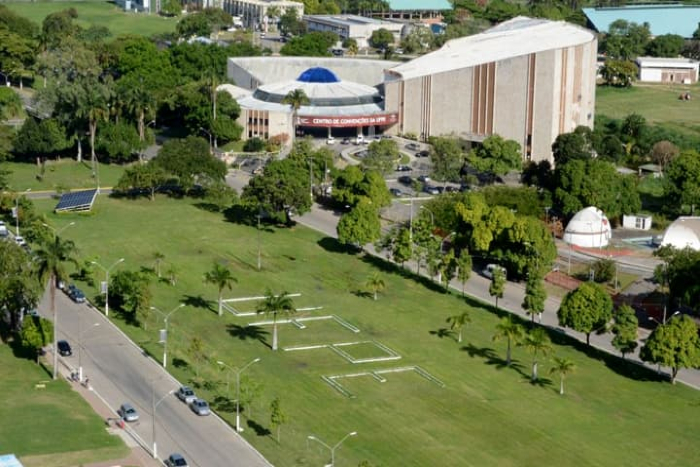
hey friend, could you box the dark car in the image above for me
[396,165,412,172]
[405,142,420,151]
[165,453,189,467]
[68,285,86,303]
[397,175,413,185]
[57,340,72,357]
[389,188,403,197]
[417,175,431,183]
[341,137,351,145]
[423,185,440,195]
[416,150,430,158]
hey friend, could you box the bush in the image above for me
[244,137,265,152]
[592,258,615,283]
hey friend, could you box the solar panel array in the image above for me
[55,189,98,212]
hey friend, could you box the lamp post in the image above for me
[151,383,177,459]
[420,205,434,225]
[217,357,261,433]
[91,259,125,317]
[14,188,31,236]
[151,304,185,369]
[78,317,99,382]
[307,431,357,467]
[440,231,457,254]
[42,221,75,239]
[199,127,213,152]
[257,209,262,270]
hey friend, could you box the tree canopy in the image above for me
[152,136,226,191]
[557,282,613,345]
[640,315,700,384]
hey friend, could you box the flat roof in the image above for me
[636,56,699,68]
[583,5,700,38]
[304,14,398,26]
[387,0,451,11]
[236,0,303,6]
[388,17,595,81]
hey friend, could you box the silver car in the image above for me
[118,403,139,422]
[189,398,210,416]
[176,386,197,404]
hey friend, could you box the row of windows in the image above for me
[248,118,269,126]
[253,89,383,107]
[248,131,269,138]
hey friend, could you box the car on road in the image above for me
[189,398,210,416]
[396,165,412,172]
[57,340,72,356]
[165,453,189,467]
[14,236,27,247]
[341,137,351,145]
[0,221,7,237]
[416,150,430,158]
[417,175,431,183]
[118,403,139,422]
[405,142,420,151]
[423,185,440,195]
[481,264,507,280]
[176,386,197,404]
[397,175,413,185]
[326,136,336,145]
[389,188,403,197]
[66,285,86,303]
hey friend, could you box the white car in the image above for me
[14,236,27,247]
[482,264,507,280]
[326,136,336,145]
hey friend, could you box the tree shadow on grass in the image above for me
[359,254,446,294]
[351,289,373,299]
[429,328,453,339]
[317,237,360,255]
[182,294,216,313]
[172,357,189,370]
[247,419,271,437]
[522,374,554,388]
[211,395,235,413]
[461,343,497,360]
[226,324,270,348]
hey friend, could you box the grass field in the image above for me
[31,194,700,467]
[4,0,176,37]
[0,343,127,466]
[3,160,126,192]
[596,83,700,138]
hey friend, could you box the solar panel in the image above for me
[55,189,98,212]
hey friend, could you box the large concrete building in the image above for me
[304,15,404,49]
[383,16,597,162]
[222,0,304,30]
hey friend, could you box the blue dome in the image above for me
[297,67,340,83]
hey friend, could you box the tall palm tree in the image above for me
[74,76,113,174]
[282,88,309,138]
[122,78,155,161]
[522,328,552,382]
[152,251,165,278]
[549,357,576,395]
[492,316,525,366]
[34,235,78,380]
[446,311,471,343]
[204,262,237,317]
[256,289,296,351]
[365,272,385,301]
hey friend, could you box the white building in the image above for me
[622,214,652,231]
[304,15,404,49]
[660,217,700,250]
[222,0,304,30]
[563,207,611,248]
[636,57,699,84]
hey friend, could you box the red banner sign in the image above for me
[297,113,399,128]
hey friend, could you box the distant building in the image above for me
[636,57,699,84]
[564,207,612,249]
[660,217,700,250]
[304,15,403,49]
[222,0,304,30]
[114,0,151,12]
[375,0,452,22]
[583,5,700,38]
[622,214,653,231]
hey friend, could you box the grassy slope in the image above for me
[0,344,127,465]
[4,0,176,37]
[32,195,700,467]
[4,160,126,191]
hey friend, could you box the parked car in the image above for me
[416,150,430,158]
[326,136,336,145]
[397,175,413,185]
[189,398,210,416]
[423,185,440,195]
[481,264,507,280]
[355,135,365,145]
[417,175,431,183]
[405,142,420,151]
[396,165,412,172]
[118,403,139,422]
[176,386,197,404]
[57,340,72,357]
[165,453,189,467]
[445,186,459,193]
[0,221,7,237]
[67,285,86,303]
[389,188,403,197]
[14,236,27,247]
[341,137,351,145]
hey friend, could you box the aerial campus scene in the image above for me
[3,0,700,466]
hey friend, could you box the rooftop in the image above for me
[387,17,595,80]
[304,14,398,26]
[583,5,700,38]
[636,56,699,68]
[386,0,451,11]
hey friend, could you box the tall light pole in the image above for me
[217,357,261,433]
[14,188,31,236]
[42,221,76,239]
[257,209,262,271]
[78,317,99,382]
[91,258,125,317]
[409,198,414,251]
[151,304,185,368]
[420,205,434,225]
[307,431,357,467]
[151,382,176,459]
[307,158,314,201]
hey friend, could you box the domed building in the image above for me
[660,217,700,250]
[563,206,611,248]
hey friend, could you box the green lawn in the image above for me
[0,344,127,466]
[4,0,176,37]
[3,160,126,192]
[33,195,700,467]
[596,83,700,138]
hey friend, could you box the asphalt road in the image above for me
[39,290,271,467]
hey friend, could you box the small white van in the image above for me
[482,264,507,280]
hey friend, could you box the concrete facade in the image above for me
[222,0,304,30]
[383,17,597,164]
[304,15,404,49]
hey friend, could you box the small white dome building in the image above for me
[563,206,611,248]
[660,217,700,250]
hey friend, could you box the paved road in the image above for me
[39,290,271,467]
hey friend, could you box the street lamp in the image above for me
[14,188,31,236]
[151,383,177,459]
[42,221,75,239]
[78,317,99,382]
[257,209,262,271]
[151,304,185,368]
[91,258,125,317]
[307,431,357,467]
[199,127,213,152]
[420,205,434,225]
[440,231,457,254]
[217,357,261,433]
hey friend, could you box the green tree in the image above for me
[256,289,296,351]
[337,201,381,248]
[665,149,700,214]
[269,396,287,443]
[34,235,78,380]
[601,20,650,60]
[161,0,182,16]
[0,240,39,331]
[549,357,576,395]
[492,315,525,366]
[153,136,226,191]
[204,181,239,212]
[599,60,637,87]
[362,139,399,175]
[522,269,546,324]
[20,316,54,363]
[280,32,337,56]
[446,310,470,343]
[468,135,522,179]
[152,252,165,278]
[279,8,306,36]
[109,269,152,323]
[0,27,36,87]
[557,282,613,345]
[650,140,679,172]
[282,88,309,138]
[332,166,391,209]
[13,118,70,160]
[551,126,593,165]
[640,315,700,384]
[95,120,143,162]
[0,87,22,120]
[489,268,506,309]
[591,258,615,284]
[389,227,413,267]
[438,248,457,290]
[429,137,464,182]
[456,251,472,296]
[115,163,169,201]
[204,262,237,317]
[646,34,684,58]
[611,305,639,359]
[365,272,385,301]
[369,28,394,50]
[522,327,552,382]
[187,336,206,379]
[41,8,80,50]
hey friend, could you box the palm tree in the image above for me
[34,235,78,380]
[492,316,525,366]
[122,78,155,161]
[365,272,385,301]
[549,357,576,395]
[152,251,165,278]
[446,311,471,343]
[282,88,309,138]
[522,328,552,382]
[256,289,296,351]
[73,76,113,173]
[204,263,237,317]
